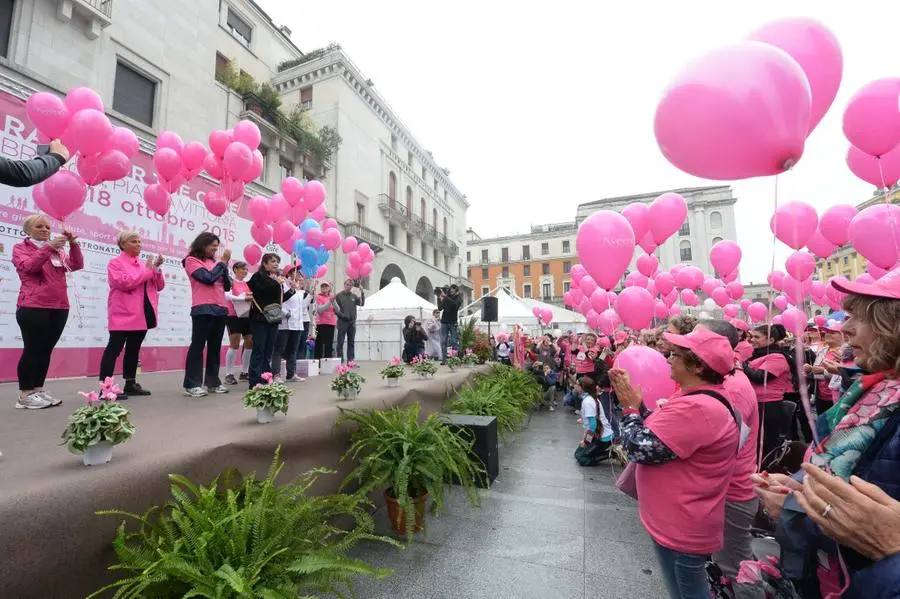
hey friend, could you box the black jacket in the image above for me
[247,271,294,323]
[439,293,462,324]
[0,154,65,187]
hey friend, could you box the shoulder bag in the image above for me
[252,286,284,324]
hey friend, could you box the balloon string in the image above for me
[875,157,900,271]
[759,175,781,468]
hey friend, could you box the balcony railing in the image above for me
[377,194,415,228]
[341,222,384,254]
[56,0,114,39]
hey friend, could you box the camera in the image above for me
[435,285,450,296]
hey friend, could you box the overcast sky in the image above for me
[258,0,895,285]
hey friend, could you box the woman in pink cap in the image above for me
[742,323,793,457]
[610,326,741,599]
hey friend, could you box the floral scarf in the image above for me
[808,372,900,479]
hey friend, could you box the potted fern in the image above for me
[337,404,485,537]
[60,377,135,466]
[380,356,405,388]
[410,354,438,378]
[448,364,541,438]
[330,362,366,399]
[89,449,398,598]
[243,372,291,423]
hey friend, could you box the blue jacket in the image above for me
[777,407,900,598]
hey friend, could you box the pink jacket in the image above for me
[107,253,165,331]
[13,238,84,309]
[315,293,337,326]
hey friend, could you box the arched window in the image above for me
[679,240,692,262]
[442,216,448,237]
[712,236,723,245]
[388,171,397,205]
[420,198,426,221]
[678,221,690,236]
[432,207,438,228]
[405,186,412,215]
[709,211,723,230]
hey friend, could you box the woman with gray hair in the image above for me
[98,230,164,399]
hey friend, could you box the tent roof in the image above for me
[360,277,437,311]
[517,296,586,323]
[469,288,535,322]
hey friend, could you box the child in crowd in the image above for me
[496,336,512,365]
[533,361,558,411]
[574,377,613,466]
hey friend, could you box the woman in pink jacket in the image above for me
[12,214,83,409]
[98,231,165,399]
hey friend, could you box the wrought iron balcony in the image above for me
[55,0,114,39]
[341,222,384,254]
[376,194,415,228]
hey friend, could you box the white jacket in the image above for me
[279,285,306,331]
[298,290,313,323]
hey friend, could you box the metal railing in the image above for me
[341,222,384,252]
[79,0,114,17]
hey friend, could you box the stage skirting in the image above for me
[0,362,487,599]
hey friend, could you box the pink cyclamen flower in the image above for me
[79,391,100,403]
[465,349,473,355]
[100,377,122,400]
[261,372,273,383]
[448,348,457,357]
[390,356,401,366]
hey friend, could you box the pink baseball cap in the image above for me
[831,267,900,301]
[662,327,735,376]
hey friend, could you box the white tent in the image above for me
[467,289,540,332]
[517,296,588,333]
[353,278,437,361]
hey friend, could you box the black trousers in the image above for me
[272,329,300,378]
[16,307,68,391]
[99,330,148,381]
[249,320,278,388]
[314,324,335,359]
[183,315,226,389]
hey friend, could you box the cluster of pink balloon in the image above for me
[843,77,900,187]
[26,87,140,220]
[531,306,553,326]
[245,179,328,251]
[343,237,376,280]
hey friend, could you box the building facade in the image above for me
[466,222,578,304]
[271,46,471,303]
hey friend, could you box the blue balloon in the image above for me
[317,247,330,266]
[292,239,305,256]
[300,218,320,234]
[300,246,318,269]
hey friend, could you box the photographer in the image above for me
[401,315,428,363]
[1,139,69,187]
[436,284,462,362]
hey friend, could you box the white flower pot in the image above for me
[340,388,358,400]
[257,407,275,424]
[387,377,400,388]
[83,441,113,466]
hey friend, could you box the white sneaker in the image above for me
[212,385,229,394]
[15,393,53,409]
[37,391,62,406]
[183,387,208,397]
[575,409,581,415]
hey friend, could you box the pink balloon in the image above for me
[157,131,184,155]
[783,276,813,305]
[586,311,601,330]
[723,304,740,318]
[842,78,900,157]
[26,92,70,138]
[96,149,130,182]
[806,230,837,260]
[322,227,342,251]
[701,277,719,297]
[855,273,876,285]
[770,201,818,250]
[810,280,827,299]
[310,204,328,222]
[569,288,584,306]
[636,254,658,278]
[676,266,704,291]
[739,299,752,311]
[726,281,744,301]
[819,204,858,247]
[785,250,817,281]
[579,275,598,297]
[106,126,139,159]
[532,306,541,318]
[304,180,327,210]
[649,192,688,245]
[654,272,675,296]
[654,300,668,319]
[359,262,373,277]
[747,17,842,134]
[68,108,113,156]
[772,315,784,325]
[64,87,103,114]
[709,240,741,277]
[143,184,171,215]
[43,170,86,220]
[681,289,699,307]
[576,210,635,290]
[209,129,233,158]
[32,183,63,220]
[654,41,811,180]
[282,177,304,207]
[747,302,768,322]
[638,232,657,254]
[668,305,682,317]
[243,243,262,266]
[233,120,261,151]
[342,236,359,254]
[613,346,677,410]
[849,204,900,268]
[76,154,102,185]
[203,153,224,180]
[289,203,308,226]
[847,144,900,188]
[306,227,323,248]
[781,307,807,336]
[346,264,360,280]
[625,272,649,288]
[773,295,788,311]
[621,202,650,242]
[570,264,587,285]
[721,270,739,284]
[248,195,269,226]
[250,223,273,246]
[814,315,827,328]
[223,142,252,180]
[598,309,620,336]
[267,193,290,223]
[322,218,338,230]
[867,262,893,280]
[357,243,373,260]
[242,150,264,183]
[226,180,245,201]
[578,298,591,316]
[203,192,228,217]
[589,289,610,313]
[711,287,730,308]
[273,219,296,245]
[316,265,328,279]
[181,141,208,171]
[154,148,182,182]
[768,270,786,291]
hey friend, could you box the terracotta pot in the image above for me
[384,489,428,535]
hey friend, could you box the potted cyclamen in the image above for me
[61,377,135,466]
[445,349,463,372]
[380,357,405,388]
[243,372,292,423]
[463,349,478,368]
[410,355,439,379]
[330,361,366,399]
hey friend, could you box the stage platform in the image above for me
[0,361,488,599]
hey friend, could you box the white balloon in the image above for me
[703,298,717,312]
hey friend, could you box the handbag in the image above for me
[615,462,638,499]
[252,287,284,324]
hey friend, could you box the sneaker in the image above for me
[548,405,556,411]
[212,385,229,394]
[115,393,129,401]
[37,391,62,406]
[574,409,581,416]
[15,393,53,409]
[225,374,238,385]
[238,372,249,381]
[124,382,151,396]
[183,387,208,398]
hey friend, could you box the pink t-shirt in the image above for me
[748,353,792,403]
[637,384,740,554]
[735,340,753,362]
[573,344,596,374]
[316,293,337,326]
[184,256,228,309]
[723,370,759,502]
[226,279,251,317]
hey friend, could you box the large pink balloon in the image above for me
[649,192,688,245]
[576,210,635,291]
[26,92,70,138]
[109,127,139,159]
[209,130,233,158]
[182,141,208,171]
[614,346,677,411]
[597,309,620,336]
[654,41,811,180]
[243,243,262,266]
[154,148,182,182]
[569,264,586,285]
[726,281,744,301]
[739,299,752,312]
[203,192,228,217]
[680,289,699,307]
[770,201,818,250]
[774,295,788,311]
[805,230,837,260]
[76,153,102,185]
[273,219,296,245]
[785,250,816,281]
[304,180,327,210]
[768,270,786,291]
[675,266,704,291]
[638,232,658,255]
[711,287,730,308]
[590,289,610,313]
[654,300,668,319]
[203,153,224,180]
[96,149,130,182]
[747,302,768,322]
[849,204,900,269]
[68,108,112,156]
[242,150,264,183]
[781,307,807,336]
[250,223,273,247]
[709,240,741,277]
[233,120,261,151]
[701,277,720,297]
[810,280,827,299]
[157,131,184,155]
[843,78,900,157]
[636,253,657,278]
[625,272,649,288]
[342,236,358,254]
[322,227,342,251]
[723,304,740,318]
[143,184,171,215]
[248,195,269,225]
[621,202,650,243]
[818,204,857,247]
[282,177,304,207]
[267,193,290,223]
[223,142,252,180]
[43,171,86,220]
[64,87,103,114]
[847,144,900,188]
[654,272,675,296]
[306,227,323,248]
[33,183,63,220]
[579,275,598,297]
[747,17,842,134]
